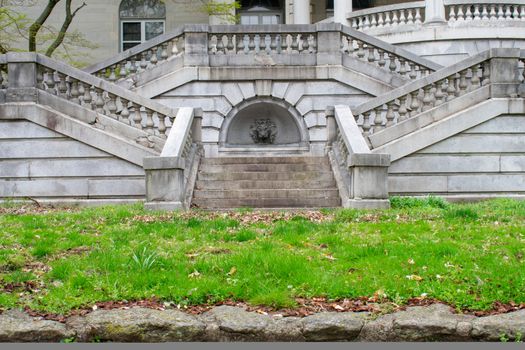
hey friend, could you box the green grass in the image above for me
[0,197,524,314]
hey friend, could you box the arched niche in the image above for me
[220,98,309,150]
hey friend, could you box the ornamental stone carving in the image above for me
[249,118,277,144]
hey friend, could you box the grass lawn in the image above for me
[0,197,524,315]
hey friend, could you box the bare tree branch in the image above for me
[45,0,86,57]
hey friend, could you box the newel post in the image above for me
[488,48,521,98]
[316,23,343,65]
[183,24,210,67]
[6,52,38,102]
[348,153,391,208]
[424,0,446,24]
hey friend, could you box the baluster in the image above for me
[269,34,277,54]
[171,37,180,56]
[108,65,117,82]
[409,90,420,117]
[310,34,317,53]
[398,95,408,122]
[482,61,491,85]
[473,5,480,21]
[497,4,504,20]
[69,79,80,104]
[362,111,371,136]
[158,113,167,138]
[407,9,414,25]
[128,58,137,75]
[520,6,525,20]
[227,35,235,53]
[385,11,392,26]
[399,9,406,25]
[385,102,395,127]
[378,12,384,27]
[45,68,56,95]
[458,70,468,95]
[107,93,118,119]
[481,5,489,20]
[216,36,225,55]
[466,5,473,21]
[237,34,245,54]
[388,53,397,73]
[422,85,433,111]
[94,88,105,114]
[370,14,377,28]
[505,5,512,20]
[377,49,386,68]
[132,103,143,129]
[144,108,154,134]
[489,5,497,20]
[119,62,127,79]
[0,68,4,89]
[351,18,358,29]
[119,98,130,124]
[392,10,399,26]
[161,43,169,61]
[434,80,446,106]
[246,34,255,53]
[446,75,457,101]
[513,5,520,20]
[398,58,406,77]
[259,34,267,53]
[373,106,384,132]
[415,8,422,24]
[449,5,457,23]
[149,47,158,67]
[291,34,299,53]
[81,83,92,109]
[457,5,465,21]
[367,46,376,63]
[302,35,310,54]
[357,41,365,59]
[408,62,417,80]
[139,52,148,72]
[470,65,480,91]
[363,15,370,30]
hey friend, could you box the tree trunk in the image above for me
[45,0,86,57]
[28,0,61,52]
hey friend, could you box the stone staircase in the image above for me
[192,156,341,209]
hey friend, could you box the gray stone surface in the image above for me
[301,312,367,341]
[67,307,206,342]
[0,309,73,342]
[471,309,525,341]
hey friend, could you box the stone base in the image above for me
[344,199,391,209]
[144,201,184,211]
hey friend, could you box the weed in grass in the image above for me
[130,245,159,271]
[444,207,479,220]
[390,196,449,209]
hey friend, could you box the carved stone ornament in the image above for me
[249,118,277,144]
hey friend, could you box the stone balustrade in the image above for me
[445,0,525,23]
[352,48,522,139]
[209,30,317,55]
[86,28,185,81]
[340,26,439,80]
[0,56,7,90]
[4,53,178,151]
[348,1,425,31]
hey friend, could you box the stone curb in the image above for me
[0,304,524,342]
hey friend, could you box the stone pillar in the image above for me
[325,106,337,146]
[294,0,311,24]
[144,157,186,211]
[424,0,446,24]
[334,0,352,25]
[488,48,521,98]
[316,23,343,65]
[183,24,210,67]
[348,153,391,209]
[6,52,38,102]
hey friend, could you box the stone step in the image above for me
[199,163,330,173]
[201,157,330,165]
[195,179,336,190]
[193,188,340,199]
[192,197,341,209]
[197,171,335,181]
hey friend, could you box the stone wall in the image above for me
[0,119,145,203]
[389,114,525,198]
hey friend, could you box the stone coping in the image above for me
[1,304,524,342]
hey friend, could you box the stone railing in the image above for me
[144,107,203,211]
[325,105,390,209]
[348,1,426,31]
[85,27,185,81]
[351,48,522,140]
[445,0,525,23]
[340,26,440,80]
[4,53,178,151]
[209,26,317,55]
[0,55,7,90]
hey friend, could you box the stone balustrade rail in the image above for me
[84,23,441,85]
[4,53,179,151]
[352,48,522,139]
[347,1,426,31]
[445,0,525,23]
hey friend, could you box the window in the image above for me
[239,5,282,25]
[119,0,166,51]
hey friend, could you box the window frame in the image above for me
[120,19,165,52]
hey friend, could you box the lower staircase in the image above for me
[192,156,341,209]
